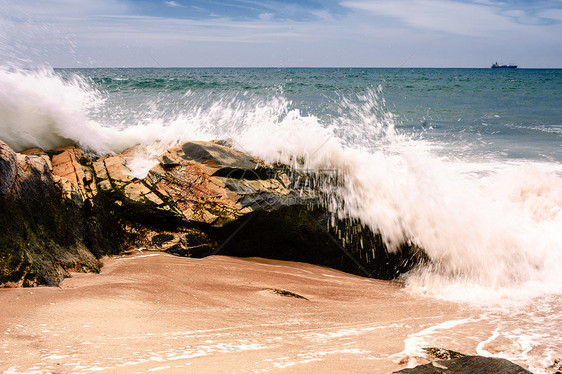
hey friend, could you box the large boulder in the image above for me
[111,141,413,278]
[88,141,307,225]
[1,139,418,286]
[85,141,321,260]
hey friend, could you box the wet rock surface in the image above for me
[393,348,533,374]
[393,355,533,374]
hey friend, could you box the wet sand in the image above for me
[0,252,514,373]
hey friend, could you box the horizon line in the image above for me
[51,66,562,69]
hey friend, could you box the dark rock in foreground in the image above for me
[393,351,533,374]
[0,139,418,287]
[0,142,102,286]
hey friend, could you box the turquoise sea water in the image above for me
[58,67,562,162]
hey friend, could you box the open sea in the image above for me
[1,67,561,372]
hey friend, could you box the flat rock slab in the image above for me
[393,355,533,374]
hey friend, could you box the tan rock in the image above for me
[21,147,52,171]
[21,147,44,155]
[158,141,263,173]
[151,161,240,225]
[53,175,83,203]
[104,156,134,186]
[98,179,113,191]
[93,159,109,181]
[16,153,51,176]
[51,147,88,201]
[123,181,164,205]
[278,172,291,188]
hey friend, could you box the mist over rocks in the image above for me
[0,139,417,287]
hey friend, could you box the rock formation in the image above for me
[392,348,533,374]
[0,139,416,287]
[0,141,100,286]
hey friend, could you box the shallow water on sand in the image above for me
[0,253,557,373]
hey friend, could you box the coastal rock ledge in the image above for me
[0,139,415,287]
[393,348,534,374]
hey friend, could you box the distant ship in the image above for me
[491,62,517,69]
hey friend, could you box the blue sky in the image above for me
[1,0,561,67]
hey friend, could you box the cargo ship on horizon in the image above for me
[492,62,517,68]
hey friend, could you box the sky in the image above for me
[0,0,561,68]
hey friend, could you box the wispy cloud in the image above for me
[341,0,515,37]
[341,0,562,36]
[164,1,183,8]
[538,8,562,22]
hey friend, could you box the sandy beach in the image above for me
[0,251,481,374]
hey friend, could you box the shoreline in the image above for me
[1,251,470,373]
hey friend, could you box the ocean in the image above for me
[1,67,561,372]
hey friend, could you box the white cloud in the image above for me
[164,1,183,8]
[341,0,517,37]
[538,8,562,21]
[259,12,274,21]
[0,0,128,18]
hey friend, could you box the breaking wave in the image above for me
[1,67,561,306]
